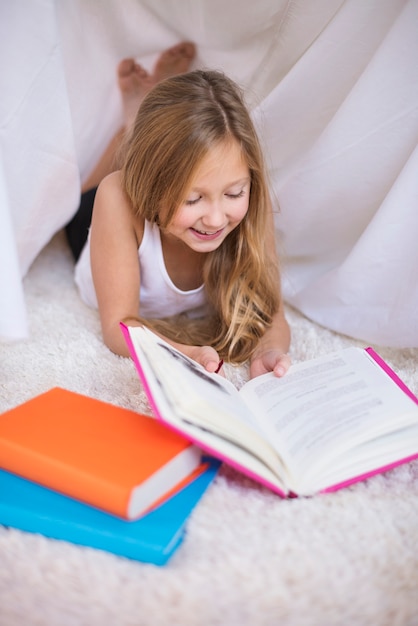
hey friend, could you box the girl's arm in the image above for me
[90,172,142,358]
[90,172,222,371]
[249,208,291,379]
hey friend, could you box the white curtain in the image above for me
[1,0,417,346]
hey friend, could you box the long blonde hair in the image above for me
[121,70,281,363]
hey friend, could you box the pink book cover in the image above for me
[120,324,418,498]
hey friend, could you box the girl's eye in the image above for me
[185,189,246,204]
[185,196,201,206]
[226,190,245,199]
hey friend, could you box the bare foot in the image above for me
[118,59,157,128]
[118,42,196,129]
[153,41,196,82]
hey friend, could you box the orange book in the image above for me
[0,388,202,520]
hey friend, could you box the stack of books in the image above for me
[0,388,219,565]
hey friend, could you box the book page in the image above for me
[127,327,287,483]
[239,347,418,490]
[312,424,418,490]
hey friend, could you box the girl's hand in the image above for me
[186,345,223,374]
[249,349,291,379]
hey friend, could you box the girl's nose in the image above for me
[201,200,225,229]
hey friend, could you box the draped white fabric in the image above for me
[1,0,417,345]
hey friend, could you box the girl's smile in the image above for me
[164,139,250,252]
[190,227,225,240]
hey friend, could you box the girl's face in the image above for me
[164,139,250,253]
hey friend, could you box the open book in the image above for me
[121,324,418,497]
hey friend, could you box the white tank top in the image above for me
[74,220,208,319]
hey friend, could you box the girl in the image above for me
[72,46,291,379]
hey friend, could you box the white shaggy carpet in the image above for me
[1,231,418,626]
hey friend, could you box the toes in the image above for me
[118,59,149,83]
[153,41,196,80]
[178,41,196,59]
[165,41,196,60]
[117,58,136,77]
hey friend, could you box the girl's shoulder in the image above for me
[93,171,145,245]
[95,170,128,207]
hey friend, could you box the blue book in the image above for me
[0,459,219,566]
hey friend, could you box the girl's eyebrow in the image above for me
[227,177,251,187]
[190,177,251,192]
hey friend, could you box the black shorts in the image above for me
[65,187,98,262]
